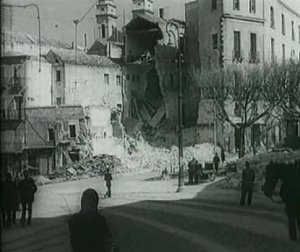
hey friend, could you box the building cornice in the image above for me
[97,3,116,9]
[223,14,265,24]
[96,13,117,19]
[277,0,300,19]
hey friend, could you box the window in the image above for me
[270,7,275,28]
[56,70,61,82]
[56,97,62,106]
[233,0,239,10]
[291,49,295,58]
[249,0,256,13]
[281,14,285,35]
[104,74,109,85]
[69,124,76,138]
[212,0,217,10]
[282,44,285,61]
[271,38,275,61]
[13,66,18,79]
[48,128,55,141]
[116,75,121,86]
[212,33,218,49]
[250,33,257,61]
[101,24,106,38]
[292,21,295,40]
[234,31,241,59]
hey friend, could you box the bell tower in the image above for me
[96,0,117,40]
[132,0,154,18]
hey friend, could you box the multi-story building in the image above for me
[186,0,300,68]
[185,0,300,152]
[1,44,123,175]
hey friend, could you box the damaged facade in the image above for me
[123,1,201,147]
[1,36,123,175]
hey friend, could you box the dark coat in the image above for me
[19,178,37,203]
[104,173,112,187]
[242,168,255,188]
[1,180,17,209]
[69,212,113,252]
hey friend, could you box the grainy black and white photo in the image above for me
[1,0,300,251]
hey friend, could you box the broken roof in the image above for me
[45,49,120,68]
[1,30,72,49]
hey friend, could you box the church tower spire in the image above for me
[96,0,117,40]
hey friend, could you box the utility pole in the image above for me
[166,20,185,192]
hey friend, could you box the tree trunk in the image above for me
[239,126,246,158]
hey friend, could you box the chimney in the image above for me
[159,8,164,19]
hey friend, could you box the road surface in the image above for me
[1,174,299,252]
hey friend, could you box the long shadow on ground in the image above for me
[2,182,300,252]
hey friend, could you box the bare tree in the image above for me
[189,64,283,158]
[277,60,300,119]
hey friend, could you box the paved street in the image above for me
[1,174,300,252]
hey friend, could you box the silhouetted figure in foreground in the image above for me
[19,170,37,227]
[1,173,17,229]
[264,159,300,241]
[104,169,112,198]
[69,189,118,252]
[239,161,255,206]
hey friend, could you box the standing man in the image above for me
[239,161,255,206]
[19,170,37,227]
[213,153,220,174]
[104,168,112,198]
[1,173,16,229]
[221,148,225,164]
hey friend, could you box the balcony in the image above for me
[232,49,244,63]
[248,51,260,64]
[1,108,23,121]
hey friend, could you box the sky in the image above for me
[2,0,300,47]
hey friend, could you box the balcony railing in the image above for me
[248,51,260,64]
[232,49,244,63]
[1,109,22,120]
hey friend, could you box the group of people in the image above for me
[187,158,203,185]
[1,170,37,229]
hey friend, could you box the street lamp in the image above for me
[166,20,185,192]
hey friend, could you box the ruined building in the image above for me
[122,0,201,147]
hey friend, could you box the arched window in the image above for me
[101,24,106,38]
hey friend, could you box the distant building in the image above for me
[186,0,300,68]
[185,0,300,152]
[88,0,123,59]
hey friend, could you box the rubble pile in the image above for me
[218,150,300,191]
[121,138,220,174]
[52,154,124,182]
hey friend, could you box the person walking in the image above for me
[239,161,255,206]
[104,168,112,198]
[68,188,118,252]
[221,148,225,164]
[213,153,220,173]
[19,170,37,227]
[1,173,17,229]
